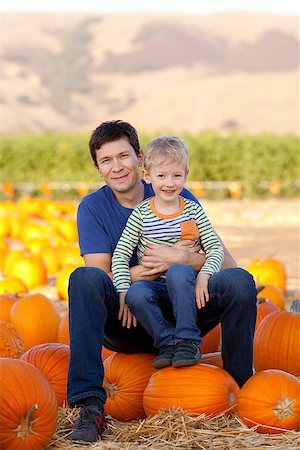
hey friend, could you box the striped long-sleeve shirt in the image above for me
[112,196,224,292]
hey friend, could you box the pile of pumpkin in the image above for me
[0,198,299,449]
[0,197,83,301]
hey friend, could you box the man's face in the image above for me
[95,137,143,194]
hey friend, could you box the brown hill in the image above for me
[0,13,298,134]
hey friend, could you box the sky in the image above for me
[0,0,299,15]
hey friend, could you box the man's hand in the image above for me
[118,292,137,328]
[195,272,211,309]
[140,241,201,276]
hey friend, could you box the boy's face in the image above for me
[144,161,188,202]
[95,137,143,194]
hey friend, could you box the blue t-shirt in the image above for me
[77,179,199,266]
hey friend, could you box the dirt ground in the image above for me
[201,198,299,297]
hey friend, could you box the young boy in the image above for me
[112,136,224,369]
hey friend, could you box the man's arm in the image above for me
[214,232,237,268]
[83,253,112,278]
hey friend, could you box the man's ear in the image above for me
[138,150,144,167]
[143,168,151,184]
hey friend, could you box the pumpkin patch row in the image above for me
[0,198,299,449]
[1,347,300,450]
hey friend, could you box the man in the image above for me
[67,120,257,442]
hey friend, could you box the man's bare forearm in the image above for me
[130,264,161,283]
[182,250,206,272]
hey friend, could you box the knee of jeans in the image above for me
[125,282,151,309]
[166,263,195,286]
[69,266,108,291]
[224,268,257,305]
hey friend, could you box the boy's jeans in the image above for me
[67,265,257,406]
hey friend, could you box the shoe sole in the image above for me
[152,359,173,369]
[172,358,201,367]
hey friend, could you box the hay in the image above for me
[48,406,300,450]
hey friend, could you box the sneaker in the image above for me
[152,345,175,369]
[67,404,107,443]
[172,340,201,367]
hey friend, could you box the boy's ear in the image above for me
[143,168,151,184]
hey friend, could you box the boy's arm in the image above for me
[194,206,224,275]
[111,207,143,292]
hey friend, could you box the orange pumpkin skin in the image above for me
[237,369,300,434]
[57,312,69,344]
[6,253,47,290]
[200,351,223,368]
[0,358,58,449]
[257,284,285,310]
[0,294,18,322]
[143,364,239,418]
[201,324,221,353]
[255,298,280,331]
[0,320,24,358]
[0,275,28,296]
[247,258,286,295]
[254,306,300,376]
[21,343,70,406]
[10,293,60,350]
[57,313,115,360]
[102,347,115,361]
[56,264,78,301]
[103,352,156,421]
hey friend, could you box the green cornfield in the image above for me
[0,131,299,199]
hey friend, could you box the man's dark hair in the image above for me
[89,120,141,167]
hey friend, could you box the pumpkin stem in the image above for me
[273,396,296,420]
[13,404,38,441]
[290,299,300,313]
[256,286,265,294]
[103,380,118,399]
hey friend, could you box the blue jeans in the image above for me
[67,265,257,406]
[125,265,203,347]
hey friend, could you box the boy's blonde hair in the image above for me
[144,136,189,171]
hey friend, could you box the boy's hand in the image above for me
[195,272,211,309]
[118,292,137,328]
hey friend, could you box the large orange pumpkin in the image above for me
[0,358,58,449]
[21,343,70,406]
[254,300,300,376]
[5,253,47,290]
[39,244,61,276]
[202,324,221,353]
[0,320,24,358]
[255,298,280,331]
[57,313,115,360]
[10,293,60,350]
[143,364,239,417]
[0,274,28,296]
[56,264,78,301]
[237,369,300,434]
[57,312,70,344]
[200,351,223,368]
[0,293,18,322]
[247,258,286,295]
[257,284,285,310]
[103,352,156,421]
